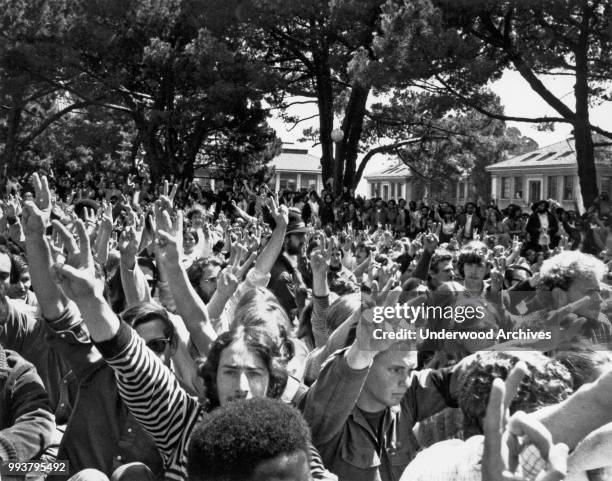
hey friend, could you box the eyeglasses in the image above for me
[146,338,171,354]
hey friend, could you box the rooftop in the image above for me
[364,158,412,179]
[271,147,321,173]
[486,137,612,171]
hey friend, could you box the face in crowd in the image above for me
[360,347,419,410]
[216,338,270,405]
[197,262,222,304]
[285,233,307,256]
[431,258,455,285]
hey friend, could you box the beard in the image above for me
[286,243,303,256]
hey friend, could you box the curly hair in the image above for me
[187,398,311,481]
[198,325,288,411]
[538,250,606,292]
[458,351,573,436]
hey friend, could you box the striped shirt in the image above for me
[96,321,335,481]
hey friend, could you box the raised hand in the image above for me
[53,220,103,301]
[31,173,51,218]
[155,229,181,266]
[163,179,178,207]
[482,362,568,481]
[423,230,439,253]
[22,202,47,238]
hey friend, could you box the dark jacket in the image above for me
[526,211,559,249]
[0,347,55,462]
[301,349,459,481]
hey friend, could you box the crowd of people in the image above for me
[0,171,612,481]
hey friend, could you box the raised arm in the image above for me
[22,174,68,319]
[155,228,217,356]
[52,220,201,466]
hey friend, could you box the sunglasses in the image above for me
[146,338,171,354]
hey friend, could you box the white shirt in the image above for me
[538,212,549,231]
[465,214,473,235]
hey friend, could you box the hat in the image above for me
[285,208,312,235]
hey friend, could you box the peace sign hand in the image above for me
[482,362,568,481]
[53,220,103,301]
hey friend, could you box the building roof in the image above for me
[364,158,412,180]
[486,137,612,171]
[271,147,321,173]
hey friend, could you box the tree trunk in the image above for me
[573,9,598,209]
[315,60,335,190]
[336,84,370,196]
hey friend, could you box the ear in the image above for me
[551,287,567,309]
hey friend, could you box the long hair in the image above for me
[232,287,295,363]
[198,325,288,411]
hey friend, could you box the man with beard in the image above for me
[268,208,312,319]
[526,200,559,251]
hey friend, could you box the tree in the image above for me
[0,0,279,183]
[360,93,538,201]
[232,0,494,196]
[380,0,612,208]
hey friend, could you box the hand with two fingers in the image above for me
[482,362,569,481]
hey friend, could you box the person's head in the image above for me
[359,342,419,411]
[330,247,343,269]
[121,302,177,367]
[465,202,476,215]
[355,242,375,265]
[456,248,489,284]
[198,324,288,409]
[408,200,416,211]
[536,200,549,213]
[458,351,573,435]
[538,251,605,319]
[0,246,13,295]
[187,398,312,481]
[232,288,294,362]
[187,258,223,303]
[183,229,199,255]
[430,250,455,286]
[7,255,31,300]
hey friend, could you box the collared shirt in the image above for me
[301,349,458,481]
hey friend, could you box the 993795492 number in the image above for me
[1,460,69,475]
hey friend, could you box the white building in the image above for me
[363,160,412,201]
[269,146,323,192]
[486,138,612,212]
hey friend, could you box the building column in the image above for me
[491,176,498,201]
[296,173,301,191]
[275,173,280,192]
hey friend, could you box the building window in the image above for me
[370,182,376,198]
[300,174,317,191]
[390,182,396,199]
[514,177,523,200]
[547,176,558,200]
[563,176,574,200]
[501,177,510,199]
[457,182,465,199]
[278,173,296,191]
[601,176,612,196]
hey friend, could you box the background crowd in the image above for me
[0,171,612,481]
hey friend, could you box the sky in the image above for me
[266,69,612,194]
